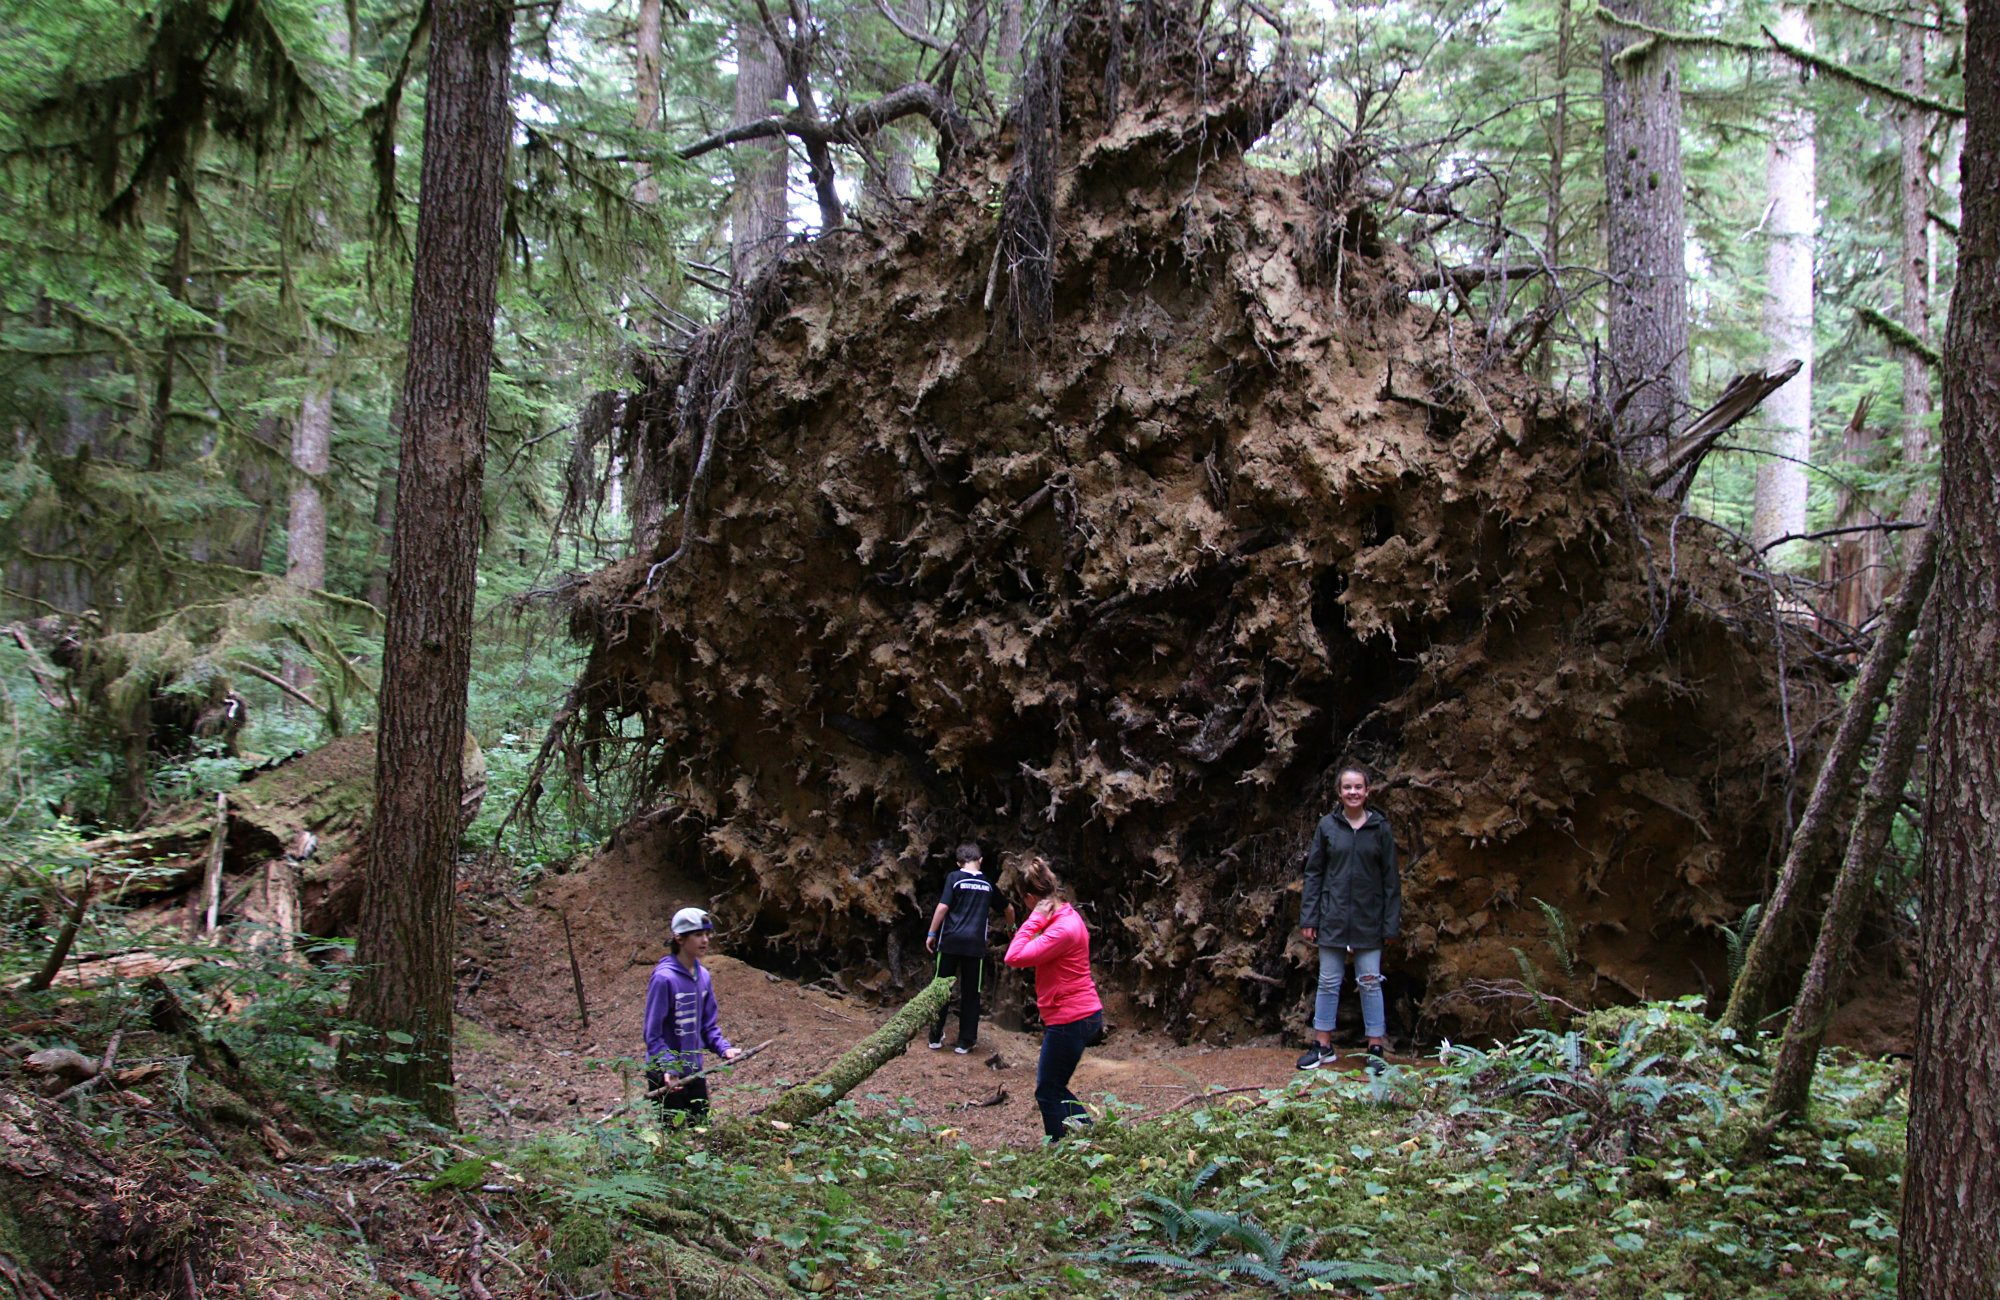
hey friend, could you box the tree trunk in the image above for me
[731,16,789,283]
[1718,525,1937,1040]
[284,360,333,699]
[1900,5,2000,1287]
[339,0,513,1124]
[635,0,663,207]
[1536,0,1574,385]
[1750,5,1815,557]
[996,0,1024,97]
[1601,0,1689,464]
[1817,398,1883,634]
[757,976,956,1127]
[1898,8,1935,524]
[1765,608,1933,1121]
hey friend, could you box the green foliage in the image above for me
[1723,902,1764,986]
[1534,894,1577,978]
[550,1210,614,1274]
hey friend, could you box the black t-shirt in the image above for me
[936,869,1004,956]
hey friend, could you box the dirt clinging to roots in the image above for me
[567,2,1833,1041]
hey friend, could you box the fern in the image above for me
[555,1170,674,1217]
[1723,903,1763,984]
[1534,896,1577,978]
[1510,946,1558,1031]
[1082,1189,1417,1294]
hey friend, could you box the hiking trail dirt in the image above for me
[453,843,1392,1148]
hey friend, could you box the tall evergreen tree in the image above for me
[1751,5,1815,555]
[1900,0,2000,1284]
[340,0,514,1121]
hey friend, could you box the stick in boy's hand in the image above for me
[598,1034,782,1124]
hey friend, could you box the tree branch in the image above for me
[1856,305,1942,366]
[1594,7,1965,118]
[677,84,967,168]
[1646,360,1803,497]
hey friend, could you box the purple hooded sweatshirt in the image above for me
[642,954,735,1077]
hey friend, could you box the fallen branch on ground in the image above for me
[756,977,956,1127]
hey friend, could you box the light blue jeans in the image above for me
[1314,946,1385,1039]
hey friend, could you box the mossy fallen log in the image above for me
[756,977,955,1127]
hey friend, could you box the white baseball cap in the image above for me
[671,906,714,936]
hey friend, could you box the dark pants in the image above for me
[1035,1010,1104,1141]
[931,952,985,1048]
[646,1069,710,1125]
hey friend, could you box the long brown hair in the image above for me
[1017,854,1062,904]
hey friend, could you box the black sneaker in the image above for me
[928,1038,945,1050]
[1296,1044,1331,1070]
[1365,1045,1387,1076]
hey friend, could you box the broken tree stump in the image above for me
[757,977,956,1127]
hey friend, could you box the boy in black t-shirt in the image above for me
[926,842,1012,1053]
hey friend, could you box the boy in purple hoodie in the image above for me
[642,907,741,1123]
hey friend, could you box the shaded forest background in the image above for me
[1,0,1959,1022]
[2,0,1998,1296]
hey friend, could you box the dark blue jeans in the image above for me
[1035,1010,1104,1141]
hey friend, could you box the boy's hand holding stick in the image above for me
[599,1033,783,1123]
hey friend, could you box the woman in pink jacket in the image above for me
[1003,856,1105,1141]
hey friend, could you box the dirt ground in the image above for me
[452,845,1399,1148]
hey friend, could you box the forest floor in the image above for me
[452,842,1407,1149]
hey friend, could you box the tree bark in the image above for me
[1601,0,1690,464]
[284,355,334,699]
[339,0,513,1124]
[1718,524,1937,1040]
[1901,5,2000,1287]
[757,976,956,1126]
[1750,5,1815,556]
[1817,397,1883,634]
[635,0,664,208]
[731,16,789,283]
[1765,608,1933,1121]
[1899,7,1935,524]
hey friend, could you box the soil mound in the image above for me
[565,0,1832,1040]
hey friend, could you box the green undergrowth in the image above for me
[444,997,1903,1298]
[2,956,1907,1297]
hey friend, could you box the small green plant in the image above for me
[1722,903,1764,984]
[550,1211,614,1275]
[1534,895,1577,978]
[1080,1186,1413,1294]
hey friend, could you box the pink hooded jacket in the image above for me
[1004,901,1103,1027]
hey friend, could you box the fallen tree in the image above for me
[561,0,1842,1041]
[757,977,957,1127]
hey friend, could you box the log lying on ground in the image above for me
[757,977,955,1127]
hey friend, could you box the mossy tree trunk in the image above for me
[1764,610,1934,1121]
[758,977,956,1127]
